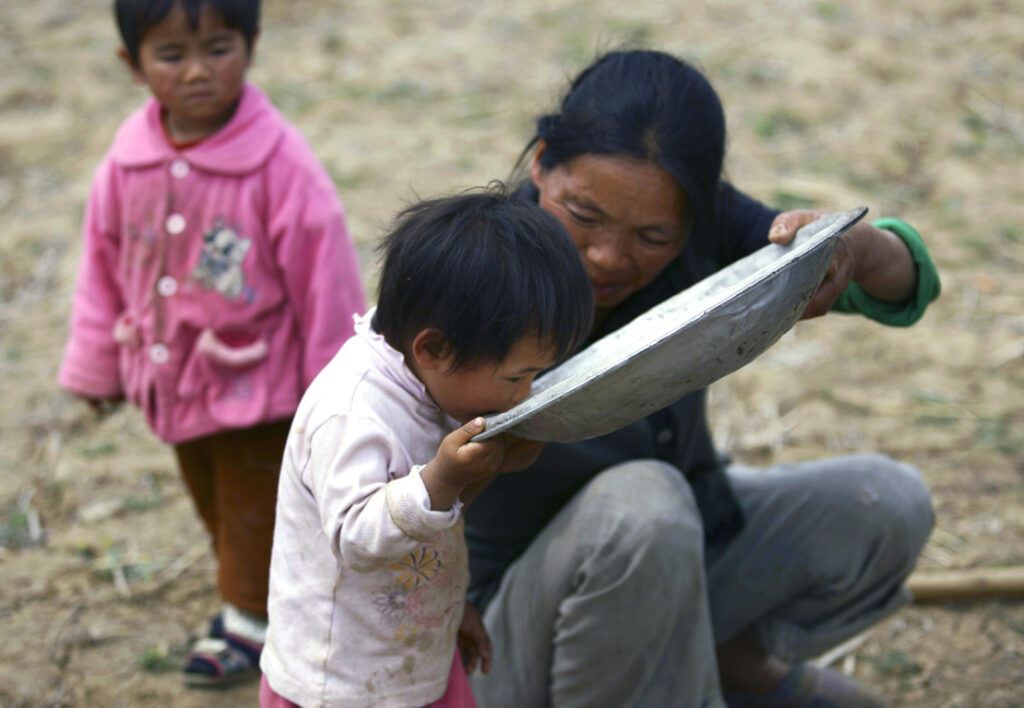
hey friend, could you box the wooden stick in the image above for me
[907,566,1024,602]
[811,630,871,668]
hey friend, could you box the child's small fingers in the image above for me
[476,632,492,674]
[453,417,487,445]
[443,417,488,453]
[461,439,506,467]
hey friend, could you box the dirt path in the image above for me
[1,1,1022,706]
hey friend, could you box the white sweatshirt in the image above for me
[261,310,467,708]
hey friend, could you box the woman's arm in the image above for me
[767,210,940,324]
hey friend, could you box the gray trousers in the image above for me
[469,455,933,708]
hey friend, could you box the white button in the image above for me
[170,159,190,178]
[656,429,674,445]
[156,276,178,297]
[165,214,186,234]
[149,343,169,364]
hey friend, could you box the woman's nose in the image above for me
[585,233,628,271]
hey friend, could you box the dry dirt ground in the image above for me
[1,1,1022,706]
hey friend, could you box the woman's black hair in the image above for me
[373,184,594,371]
[114,0,260,65]
[519,49,727,255]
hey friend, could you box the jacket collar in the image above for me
[109,84,285,174]
[355,309,460,428]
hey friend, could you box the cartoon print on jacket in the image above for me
[192,218,253,301]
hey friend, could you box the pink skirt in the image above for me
[260,649,477,708]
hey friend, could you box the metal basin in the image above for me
[475,207,868,442]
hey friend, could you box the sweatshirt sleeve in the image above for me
[267,129,367,387]
[831,217,941,326]
[718,187,941,326]
[58,158,125,398]
[308,414,459,574]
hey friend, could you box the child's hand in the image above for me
[78,394,124,418]
[435,417,506,485]
[457,602,492,675]
[421,418,506,510]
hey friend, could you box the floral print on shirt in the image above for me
[372,528,466,642]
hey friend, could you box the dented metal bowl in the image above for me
[475,207,868,443]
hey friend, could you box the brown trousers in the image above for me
[173,417,292,618]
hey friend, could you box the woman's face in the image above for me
[531,147,689,311]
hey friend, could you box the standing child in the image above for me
[59,0,365,687]
[259,188,594,707]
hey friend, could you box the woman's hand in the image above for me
[457,601,493,675]
[768,210,917,319]
[496,434,545,473]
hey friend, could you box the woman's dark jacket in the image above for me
[465,182,777,611]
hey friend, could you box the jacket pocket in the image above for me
[177,324,282,428]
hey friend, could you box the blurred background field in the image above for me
[0,1,1022,706]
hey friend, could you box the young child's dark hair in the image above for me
[374,184,594,371]
[114,0,261,65]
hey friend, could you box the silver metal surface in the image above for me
[475,207,868,443]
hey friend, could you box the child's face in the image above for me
[124,3,253,142]
[421,335,558,424]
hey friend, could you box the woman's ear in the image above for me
[410,328,452,372]
[529,140,548,190]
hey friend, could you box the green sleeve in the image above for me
[831,217,941,327]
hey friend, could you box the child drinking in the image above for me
[259,188,594,707]
[59,0,365,686]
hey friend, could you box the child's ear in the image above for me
[116,47,146,85]
[410,328,452,371]
[248,29,261,63]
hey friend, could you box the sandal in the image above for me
[183,615,262,688]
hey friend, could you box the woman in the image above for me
[465,50,940,708]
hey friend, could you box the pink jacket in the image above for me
[59,84,366,443]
